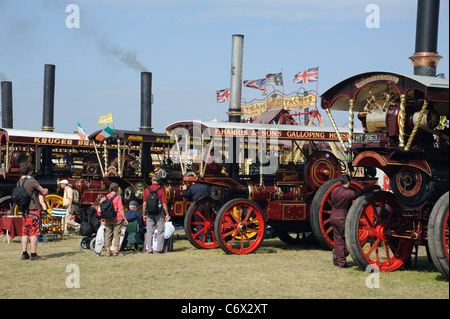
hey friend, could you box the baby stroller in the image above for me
[78,206,101,252]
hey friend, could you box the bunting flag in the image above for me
[77,122,87,140]
[95,126,115,142]
[266,73,283,86]
[97,112,114,125]
[216,88,230,103]
[243,78,267,91]
[293,67,319,84]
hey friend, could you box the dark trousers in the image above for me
[331,215,349,267]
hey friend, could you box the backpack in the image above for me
[100,194,119,219]
[11,179,31,213]
[145,187,161,215]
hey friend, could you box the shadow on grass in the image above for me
[43,251,80,259]
[258,237,327,253]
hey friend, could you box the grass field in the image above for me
[0,230,448,300]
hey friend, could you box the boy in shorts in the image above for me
[19,162,48,261]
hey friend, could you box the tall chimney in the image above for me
[42,64,55,131]
[139,72,152,181]
[140,72,153,131]
[228,35,244,180]
[41,64,55,176]
[1,81,13,128]
[228,34,244,123]
[409,0,442,76]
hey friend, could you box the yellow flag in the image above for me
[97,115,106,125]
[105,112,113,124]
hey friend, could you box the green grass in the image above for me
[0,231,448,299]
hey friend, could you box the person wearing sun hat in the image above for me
[59,179,80,237]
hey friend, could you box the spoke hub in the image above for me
[238,222,247,233]
[375,225,388,242]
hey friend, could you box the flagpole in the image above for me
[309,66,319,125]
[315,66,319,110]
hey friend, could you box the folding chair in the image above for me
[122,220,144,251]
[41,208,66,240]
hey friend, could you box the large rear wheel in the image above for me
[214,198,265,255]
[310,178,363,250]
[428,192,449,279]
[345,191,414,271]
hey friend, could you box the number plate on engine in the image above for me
[353,133,380,143]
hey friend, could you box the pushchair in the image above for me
[78,206,102,252]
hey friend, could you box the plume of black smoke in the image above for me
[96,35,148,72]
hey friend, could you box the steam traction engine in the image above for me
[165,120,375,254]
[0,128,176,221]
[320,71,449,277]
[164,34,377,255]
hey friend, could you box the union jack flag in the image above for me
[216,88,230,103]
[293,67,319,84]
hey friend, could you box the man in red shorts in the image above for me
[19,162,48,261]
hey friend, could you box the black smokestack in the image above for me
[140,72,152,132]
[42,64,55,131]
[410,0,442,76]
[139,72,152,182]
[41,64,55,176]
[1,81,13,128]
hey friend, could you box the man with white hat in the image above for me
[59,179,80,236]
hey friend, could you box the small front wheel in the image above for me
[184,197,219,249]
[214,198,265,255]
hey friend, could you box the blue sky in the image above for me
[0,0,448,135]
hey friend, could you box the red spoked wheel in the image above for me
[428,192,449,279]
[184,197,219,249]
[214,198,266,255]
[310,178,363,250]
[345,191,414,272]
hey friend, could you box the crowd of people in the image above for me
[17,162,175,260]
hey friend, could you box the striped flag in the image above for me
[266,73,283,86]
[95,126,115,142]
[77,122,87,140]
[243,78,267,91]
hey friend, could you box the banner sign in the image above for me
[242,93,317,117]
[209,127,349,141]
